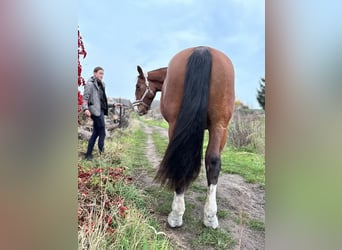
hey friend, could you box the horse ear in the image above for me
[137,65,144,78]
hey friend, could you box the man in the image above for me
[82,66,108,160]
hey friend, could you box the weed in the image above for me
[192,227,235,250]
[78,124,172,249]
[142,118,169,129]
[247,218,265,232]
[190,182,207,193]
[111,208,171,250]
[196,194,207,202]
[145,187,173,215]
[228,110,265,155]
[217,210,230,219]
[120,126,150,173]
[221,149,265,186]
[151,132,168,157]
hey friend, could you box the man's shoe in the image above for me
[84,155,93,161]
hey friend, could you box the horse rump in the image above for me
[155,46,212,190]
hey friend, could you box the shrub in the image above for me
[228,110,265,154]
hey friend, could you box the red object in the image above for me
[78,164,131,235]
[78,29,87,123]
[78,29,87,87]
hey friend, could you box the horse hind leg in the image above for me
[167,187,185,228]
[203,127,227,229]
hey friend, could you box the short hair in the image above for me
[93,66,104,73]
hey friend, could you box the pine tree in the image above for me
[257,78,265,110]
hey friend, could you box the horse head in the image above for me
[133,65,157,115]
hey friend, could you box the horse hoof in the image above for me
[203,215,219,229]
[167,214,183,228]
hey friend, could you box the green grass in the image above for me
[192,227,235,250]
[139,113,265,187]
[221,149,265,186]
[144,173,236,250]
[190,182,207,193]
[217,210,230,219]
[142,118,169,129]
[246,218,265,232]
[151,132,168,157]
[196,194,207,202]
[120,127,150,174]
[79,117,264,249]
[110,207,172,250]
[78,124,172,249]
[201,130,265,186]
[231,211,265,233]
[78,172,172,250]
[150,128,264,186]
[145,186,173,215]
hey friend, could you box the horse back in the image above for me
[161,47,234,128]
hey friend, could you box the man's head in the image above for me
[93,66,104,81]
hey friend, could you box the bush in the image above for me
[228,110,265,154]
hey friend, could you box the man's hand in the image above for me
[84,110,91,117]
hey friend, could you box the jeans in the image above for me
[86,111,106,156]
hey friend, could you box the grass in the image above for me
[145,186,173,215]
[141,117,169,129]
[145,120,264,186]
[151,132,168,157]
[246,218,265,232]
[221,149,265,186]
[111,208,171,250]
[120,127,150,174]
[144,168,235,250]
[196,194,207,202]
[138,122,234,249]
[78,124,172,249]
[192,227,235,250]
[144,118,264,187]
[190,182,208,193]
[217,210,230,219]
[228,110,265,155]
[78,114,264,249]
[232,211,265,233]
[202,130,265,186]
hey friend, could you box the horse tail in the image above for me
[155,46,212,190]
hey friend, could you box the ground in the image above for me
[78,116,265,250]
[133,121,265,250]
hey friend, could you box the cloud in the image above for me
[78,0,265,108]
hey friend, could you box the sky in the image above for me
[78,0,265,109]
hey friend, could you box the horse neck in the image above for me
[148,67,167,92]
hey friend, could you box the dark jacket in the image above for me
[82,76,108,116]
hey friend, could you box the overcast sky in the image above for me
[78,0,265,108]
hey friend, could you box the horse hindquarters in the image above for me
[203,48,234,229]
[157,47,212,228]
[155,47,212,191]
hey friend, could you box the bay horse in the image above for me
[133,46,235,229]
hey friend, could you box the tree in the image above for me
[257,78,265,110]
[234,99,249,110]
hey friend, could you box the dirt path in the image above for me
[136,123,265,250]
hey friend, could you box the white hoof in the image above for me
[167,192,185,228]
[203,184,219,229]
[203,214,219,229]
[167,211,183,227]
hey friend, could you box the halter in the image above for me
[132,72,155,109]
